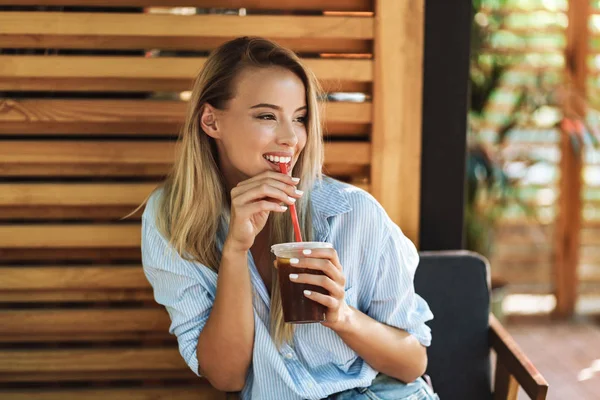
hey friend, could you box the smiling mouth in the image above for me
[263,155,292,170]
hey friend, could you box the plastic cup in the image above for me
[271,242,333,323]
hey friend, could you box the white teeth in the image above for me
[264,155,291,163]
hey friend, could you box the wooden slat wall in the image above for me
[475,3,566,294]
[0,1,425,398]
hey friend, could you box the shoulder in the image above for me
[141,186,164,227]
[319,176,392,229]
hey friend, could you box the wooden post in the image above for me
[493,362,519,400]
[372,0,424,245]
[554,0,589,318]
[419,0,471,251]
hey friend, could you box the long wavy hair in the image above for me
[153,37,324,346]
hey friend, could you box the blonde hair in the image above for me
[154,37,325,346]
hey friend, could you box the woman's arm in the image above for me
[331,307,427,383]
[290,241,431,383]
[198,171,302,391]
[197,243,254,392]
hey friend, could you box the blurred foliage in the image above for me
[465,0,599,258]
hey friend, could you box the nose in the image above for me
[275,121,299,148]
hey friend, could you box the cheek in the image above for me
[224,123,274,160]
[297,126,308,149]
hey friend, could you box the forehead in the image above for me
[231,66,306,108]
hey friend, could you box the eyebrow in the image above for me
[249,103,308,112]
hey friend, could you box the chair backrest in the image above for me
[415,250,493,400]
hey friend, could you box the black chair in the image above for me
[415,251,549,400]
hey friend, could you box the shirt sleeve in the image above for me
[141,217,213,376]
[366,223,434,347]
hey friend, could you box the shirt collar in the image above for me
[310,177,353,241]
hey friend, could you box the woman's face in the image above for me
[203,66,308,188]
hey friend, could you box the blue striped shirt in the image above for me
[142,176,433,400]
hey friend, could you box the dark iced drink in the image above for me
[271,242,333,324]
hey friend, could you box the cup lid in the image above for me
[270,241,333,255]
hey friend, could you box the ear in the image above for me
[200,103,221,139]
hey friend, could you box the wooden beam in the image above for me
[489,315,549,400]
[1,370,194,383]
[554,0,589,318]
[0,0,372,11]
[0,348,189,373]
[0,56,372,93]
[493,362,519,400]
[418,0,470,251]
[0,225,141,248]
[0,289,153,303]
[0,309,170,335]
[0,141,371,176]
[371,0,423,244]
[0,99,371,136]
[0,183,157,206]
[0,181,370,220]
[0,12,373,54]
[0,248,142,263]
[0,266,147,290]
[0,386,226,400]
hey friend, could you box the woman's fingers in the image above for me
[233,182,299,208]
[235,171,299,190]
[243,200,289,216]
[289,257,345,288]
[299,248,343,271]
[303,290,339,309]
[289,272,344,299]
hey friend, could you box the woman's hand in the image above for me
[225,171,302,252]
[289,247,352,331]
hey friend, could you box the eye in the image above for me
[257,114,276,121]
[294,115,307,124]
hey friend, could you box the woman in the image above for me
[142,36,438,400]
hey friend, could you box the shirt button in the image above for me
[285,353,293,359]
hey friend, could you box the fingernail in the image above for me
[291,177,300,183]
[289,274,298,280]
[288,196,296,203]
[304,290,312,296]
[280,206,288,211]
[295,189,304,196]
[290,258,299,265]
[302,249,312,255]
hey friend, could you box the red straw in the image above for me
[279,163,303,242]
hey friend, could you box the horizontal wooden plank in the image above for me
[2,370,195,383]
[0,183,156,206]
[0,224,141,248]
[0,348,189,373]
[0,205,143,220]
[0,386,225,400]
[0,12,373,54]
[1,181,370,207]
[0,265,147,290]
[580,228,600,245]
[0,0,372,11]
[0,56,372,93]
[0,309,170,335]
[0,181,369,220]
[0,289,152,303]
[490,261,553,285]
[0,99,372,135]
[0,248,142,263]
[0,332,172,343]
[0,141,371,176]
[579,263,600,282]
